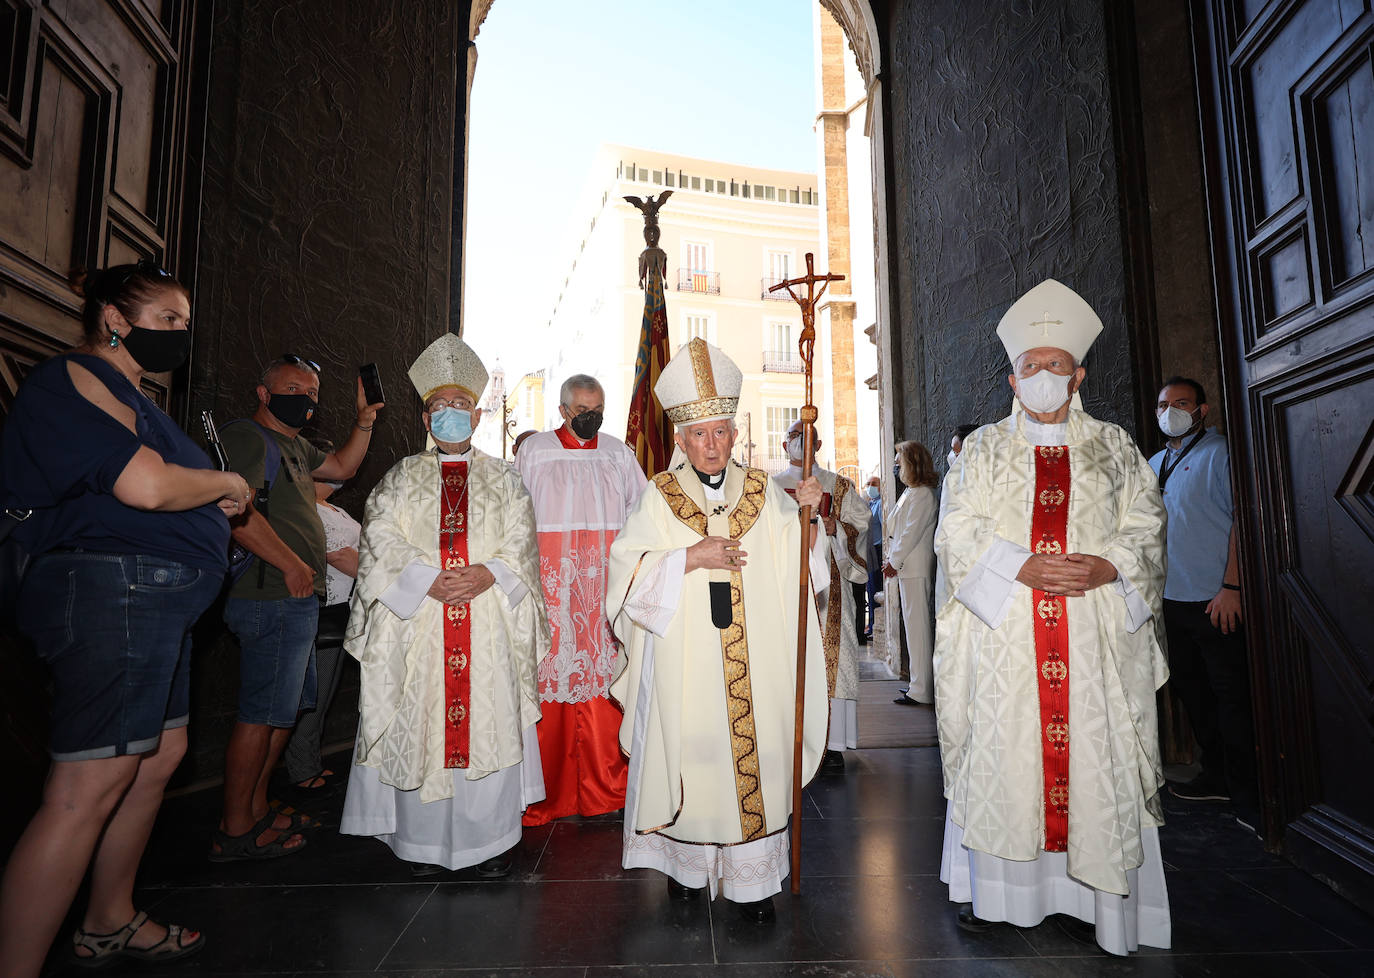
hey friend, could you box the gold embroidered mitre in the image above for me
[408,333,490,404]
[654,337,742,425]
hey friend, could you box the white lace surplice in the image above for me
[515,430,648,704]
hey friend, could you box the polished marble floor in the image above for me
[40,746,1374,977]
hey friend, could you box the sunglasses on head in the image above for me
[281,353,322,373]
[98,258,174,297]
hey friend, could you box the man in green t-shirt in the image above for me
[211,355,382,861]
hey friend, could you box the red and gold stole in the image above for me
[440,459,472,769]
[1031,445,1071,852]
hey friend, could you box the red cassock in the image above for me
[515,425,648,825]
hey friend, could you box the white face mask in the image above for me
[946,450,958,468]
[1016,369,1073,415]
[1157,406,1198,439]
[786,437,805,463]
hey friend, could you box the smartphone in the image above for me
[359,363,385,406]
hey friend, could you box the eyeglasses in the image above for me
[281,353,322,373]
[427,398,471,411]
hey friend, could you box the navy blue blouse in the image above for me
[0,353,229,572]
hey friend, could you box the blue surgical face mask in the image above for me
[430,406,473,444]
[865,485,880,500]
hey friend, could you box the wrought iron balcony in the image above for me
[761,276,793,300]
[762,349,802,373]
[677,268,720,294]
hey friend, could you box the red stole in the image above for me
[555,425,598,450]
[440,459,472,769]
[1031,445,1071,852]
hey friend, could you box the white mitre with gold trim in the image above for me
[408,333,489,404]
[996,279,1103,365]
[655,337,742,425]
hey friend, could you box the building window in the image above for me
[652,170,662,184]
[691,175,701,190]
[789,188,799,203]
[638,167,649,181]
[802,189,812,204]
[730,180,739,197]
[765,186,776,201]
[765,405,801,469]
[684,240,712,273]
[704,179,714,193]
[666,171,675,187]
[682,313,714,344]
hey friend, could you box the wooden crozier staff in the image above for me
[769,252,844,896]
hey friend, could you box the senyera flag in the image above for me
[625,265,673,478]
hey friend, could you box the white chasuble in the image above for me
[607,461,829,848]
[344,448,547,804]
[934,410,1169,899]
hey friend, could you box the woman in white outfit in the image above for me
[884,441,939,704]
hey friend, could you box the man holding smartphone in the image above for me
[210,355,382,861]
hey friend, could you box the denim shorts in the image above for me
[225,596,319,727]
[18,552,223,761]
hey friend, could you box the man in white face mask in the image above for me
[1147,378,1256,828]
[934,279,1171,955]
[340,333,549,879]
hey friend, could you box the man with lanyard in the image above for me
[339,333,547,877]
[1148,377,1257,830]
[515,373,647,824]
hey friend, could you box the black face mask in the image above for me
[266,392,316,429]
[570,410,603,440]
[120,326,190,373]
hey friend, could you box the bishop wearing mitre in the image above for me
[934,279,1171,953]
[340,333,548,878]
[606,337,830,923]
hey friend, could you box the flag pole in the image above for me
[769,253,843,896]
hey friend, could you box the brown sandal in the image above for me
[72,910,205,968]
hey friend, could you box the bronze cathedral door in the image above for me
[1193,0,1374,908]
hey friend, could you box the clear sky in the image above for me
[463,0,818,381]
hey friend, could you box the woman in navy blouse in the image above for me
[0,262,249,974]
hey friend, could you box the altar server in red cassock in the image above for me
[515,373,646,824]
[934,280,1171,954]
[340,334,547,876]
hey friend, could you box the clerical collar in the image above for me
[693,466,726,490]
[1019,412,1068,448]
[437,447,473,461]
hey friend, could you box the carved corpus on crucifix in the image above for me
[767,251,843,897]
[625,191,672,288]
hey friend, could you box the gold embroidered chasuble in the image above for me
[607,461,829,846]
[346,449,547,804]
[934,410,1169,895]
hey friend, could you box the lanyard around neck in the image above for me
[1158,428,1205,491]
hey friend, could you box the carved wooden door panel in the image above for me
[0,0,208,417]
[1194,0,1374,907]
